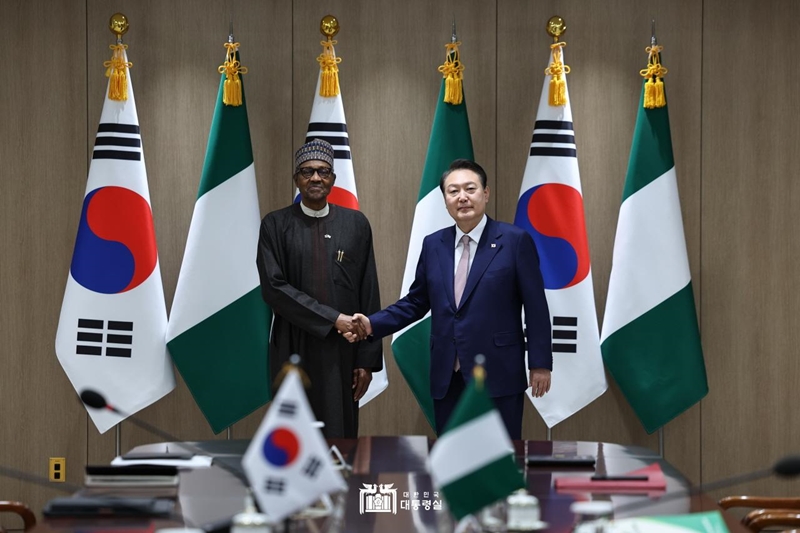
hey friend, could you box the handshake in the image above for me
[335,313,372,343]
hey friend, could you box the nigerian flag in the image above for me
[600,47,708,433]
[166,44,271,433]
[391,43,473,431]
[428,370,525,520]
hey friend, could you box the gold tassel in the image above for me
[317,38,341,97]
[103,44,132,101]
[544,42,570,107]
[438,42,465,105]
[218,42,248,107]
[640,45,668,109]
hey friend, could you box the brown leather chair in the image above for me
[744,510,800,532]
[0,501,36,532]
[719,496,800,511]
[719,496,800,532]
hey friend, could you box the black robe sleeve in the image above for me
[256,212,340,339]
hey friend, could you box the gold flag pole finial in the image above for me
[274,354,311,391]
[641,19,667,109]
[105,13,131,101]
[546,16,566,42]
[320,14,340,39]
[544,16,569,107]
[109,13,128,42]
[317,15,341,97]
[438,16,464,105]
[473,355,486,391]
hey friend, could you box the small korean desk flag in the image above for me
[55,39,175,433]
[242,368,347,522]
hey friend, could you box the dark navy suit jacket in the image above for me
[370,217,552,399]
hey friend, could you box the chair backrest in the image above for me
[719,495,800,510]
[746,510,800,532]
[0,501,36,531]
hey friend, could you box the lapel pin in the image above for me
[324,234,332,239]
[491,243,496,248]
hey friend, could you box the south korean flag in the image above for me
[242,369,347,522]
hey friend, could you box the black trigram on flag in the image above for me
[278,400,297,417]
[93,123,142,161]
[303,455,322,479]
[306,122,351,161]
[76,319,133,358]
[552,316,577,354]
[530,120,577,158]
[264,477,285,494]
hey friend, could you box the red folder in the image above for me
[555,462,667,494]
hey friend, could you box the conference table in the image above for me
[34,437,747,533]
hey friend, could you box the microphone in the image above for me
[612,454,800,517]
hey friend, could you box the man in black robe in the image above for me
[256,139,382,438]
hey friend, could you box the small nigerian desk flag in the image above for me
[242,368,346,522]
[428,362,524,520]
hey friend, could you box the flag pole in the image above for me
[110,14,127,459]
[653,20,665,459]
[226,19,235,442]
[546,16,564,443]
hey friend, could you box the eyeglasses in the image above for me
[295,167,333,179]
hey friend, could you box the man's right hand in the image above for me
[336,313,367,339]
[342,313,372,343]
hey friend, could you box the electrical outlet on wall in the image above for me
[49,457,65,482]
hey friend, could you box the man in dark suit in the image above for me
[347,159,552,439]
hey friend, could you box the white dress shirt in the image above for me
[453,214,487,275]
[300,202,330,218]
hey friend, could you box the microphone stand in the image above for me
[81,390,250,487]
[80,390,271,533]
[612,459,796,517]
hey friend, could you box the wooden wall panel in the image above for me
[291,0,497,437]
[702,0,800,496]
[0,0,88,520]
[498,0,703,482]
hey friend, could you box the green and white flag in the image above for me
[166,44,271,434]
[391,42,473,430]
[600,47,708,434]
[428,370,525,520]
